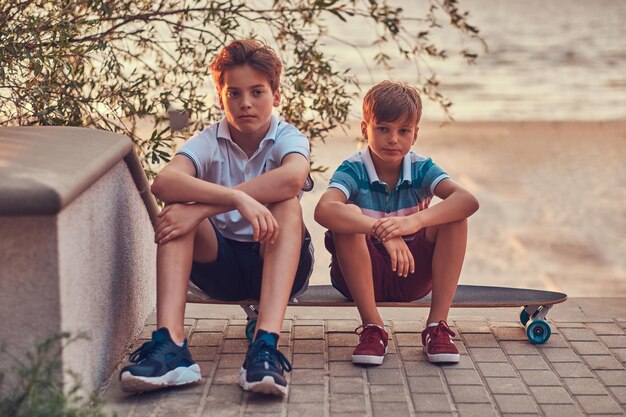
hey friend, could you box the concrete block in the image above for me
[576,394,623,414]
[581,354,623,370]
[518,370,562,386]
[448,385,491,403]
[403,361,440,377]
[369,385,409,402]
[291,368,327,384]
[441,368,483,385]
[492,394,538,413]
[288,384,325,403]
[595,370,626,386]
[485,377,527,394]
[453,321,491,334]
[327,333,359,346]
[456,403,498,417]
[411,393,453,412]
[599,335,626,348]
[329,362,363,377]
[294,339,325,354]
[329,393,367,413]
[294,325,325,339]
[540,347,581,363]
[406,376,446,393]
[587,322,624,335]
[559,328,598,341]
[551,362,594,378]
[286,403,325,417]
[330,377,365,394]
[293,353,325,369]
[529,386,573,404]
[372,401,410,417]
[468,348,507,363]
[462,333,499,348]
[562,377,607,395]
[476,362,517,378]
[367,368,404,385]
[540,404,583,417]
[569,341,611,355]
[509,355,549,370]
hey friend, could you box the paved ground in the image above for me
[103,298,626,416]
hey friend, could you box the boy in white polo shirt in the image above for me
[119,39,314,397]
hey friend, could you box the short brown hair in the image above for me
[362,81,422,125]
[210,39,283,93]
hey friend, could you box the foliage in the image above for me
[0,332,111,417]
[0,0,485,175]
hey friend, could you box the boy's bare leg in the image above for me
[156,219,218,344]
[425,219,468,324]
[255,197,304,335]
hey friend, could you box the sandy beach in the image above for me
[301,121,626,297]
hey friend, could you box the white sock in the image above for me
[177,341,185,347]
[427,323,438,327]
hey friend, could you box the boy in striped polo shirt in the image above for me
[315,81,479,364]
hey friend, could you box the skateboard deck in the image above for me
[187,283,566,344]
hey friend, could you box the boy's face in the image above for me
[219,64,280,141]
[361,116,418,167]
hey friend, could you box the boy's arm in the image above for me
[314,188,377,234]
[373,179,479,240]
[151,153,309,205]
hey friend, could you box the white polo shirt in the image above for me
[177,115,311,242]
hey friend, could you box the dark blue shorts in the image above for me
[190,225,313,301]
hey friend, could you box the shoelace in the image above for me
[249,340,292,372]
[129,339,168,363]
[355,324,384,343]
[430,321,456,339]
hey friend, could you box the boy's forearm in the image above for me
[152,169,240,207]
[234,168,305,204]
[315,202,376,235]
[412,190,479,230]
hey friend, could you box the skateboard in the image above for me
[187,283,567,345]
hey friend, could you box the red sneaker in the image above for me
[352,324,388,365]
[421,321,460,363]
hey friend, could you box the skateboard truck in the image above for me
[520,305,552,344]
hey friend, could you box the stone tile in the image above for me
[540,347,580,363]
[196,319,227,332]
[569,341,611,355]
[485,377,526,394]
[455,355,476,370]
[225,325,246,339]
[442,368,483,385]
[491,327,527,341]
[403,361,440,376]
[328,347,353,362]
[540,404,583,417]
[499,341,539,355]
[575,395,623,414]
[291,368,327,384]
[244,394,284,413]
[476,362,517,378]
[369,384,408,402]
[196,361,214,377]
[560,328,598,341]
[217,354,243,368]
[286,403,325,417]
[377,353,400,369]
[456,403,498,417]
[600,335,626,348]
[211,368,239,385]
[518,370,562,386]
[448,385,491,403]
[509,355,549,370]
[581,354,624,370]
[329,361,363,377]
[188,346,218,361]
[398,346,423,361]
[293,354,325,369]
[595,370,626,386]
[562,377,607,395]
[293,339,325,354]
[367,368,403,385]
[189,331,223,347]
[462,334,499,348]
[611,348,626,362]
[454,321,491,333]
[392,320,423,332]
[411,393,453,412]
[468,348,507,363]
[326,320,359,333]
[329,393,366,413]
[553,321,586,328]
[406,376,446,393]
[538,333,569,348]
[201,403,240,417]
[330,377,365,394]
[327,333,358,346]
[551,362,594,378]
[288,384,325,403]
[372,401,410,417]
[395,333,421,347]
[222,339,248,354]
[492,394,538,413]
[207,384,243,403]
[608,386,626,404]
[294,326,325,339]
[529,386,573,404]
[588,322,624,335]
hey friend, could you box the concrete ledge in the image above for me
[0,127,157,392]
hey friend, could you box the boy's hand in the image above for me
[381,236,415,278]
[155,203,205,245]
[233,191,279,244]
[372,215,420,241]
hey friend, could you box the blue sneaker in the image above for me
[119,327,201,392]
[239,330,292,396]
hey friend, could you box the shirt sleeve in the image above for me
[328,160,360,201]
[272,123,310,164]
[175,130,215,180]
[419,158,449,197]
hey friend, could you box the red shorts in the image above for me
[325,230,435,302]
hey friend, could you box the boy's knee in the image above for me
[269,197,302,222]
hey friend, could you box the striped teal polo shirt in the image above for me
[328,147,449,220]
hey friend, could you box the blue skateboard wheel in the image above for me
[520,308,530,325]
[526,320,551,344]
[245,319,257,341]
